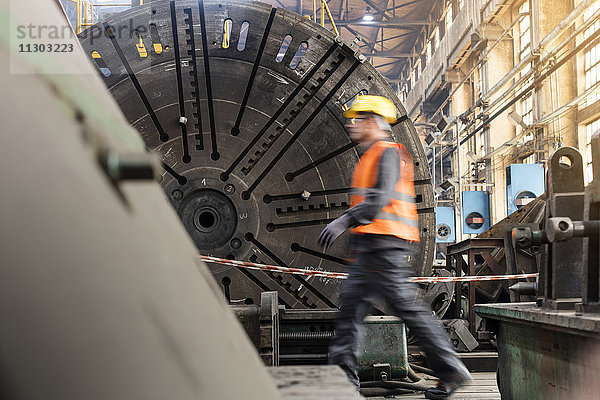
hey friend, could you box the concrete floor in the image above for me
[269,366,500,399]
[381,372,500,399]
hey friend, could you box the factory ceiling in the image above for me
[262,0,439,85]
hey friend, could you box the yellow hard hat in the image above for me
[343,95,398,124]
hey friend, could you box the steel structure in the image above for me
[78,0,435,309]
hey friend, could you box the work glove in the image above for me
[318,214,353,250]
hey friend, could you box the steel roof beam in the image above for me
[362,0,393,20]
[336,18,436,28]
[367,51,418,58]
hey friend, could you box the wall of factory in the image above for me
[400,0,600,241]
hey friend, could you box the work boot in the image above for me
[424,371,471,399]
[424,380,460,399]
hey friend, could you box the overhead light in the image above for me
[508,111,528,130]
[466,151,478,162]
[440,178,458,191]
[424,130,441,145]
[437,114,449,132]
[362,7,374,21]
[425,133,436,145]
[440,180,454,191]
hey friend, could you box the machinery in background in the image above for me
[506,163,545,214]
[78,0,435,312]
[462,190,491,235]
[232,291,454,398]
[476,146,600,399]
[72,3,556,396]
[435,206,456,243]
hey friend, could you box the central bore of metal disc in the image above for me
[199,211,215,228]
[178,189,238,251]
[196,208,218,231]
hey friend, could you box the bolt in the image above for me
[230,238,242,249]
[172,189,183,200]
[301,190,311,201]
[224,184,236,195]
[379,372,388,381]
[559,221,569,231]
[179,116,188,125]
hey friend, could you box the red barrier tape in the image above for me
[198,255,538,283]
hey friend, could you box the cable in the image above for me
[359,364,430,394]
[410,363,438,377]
[360,387,415,397]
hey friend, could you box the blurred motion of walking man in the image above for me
[318,95,471,399]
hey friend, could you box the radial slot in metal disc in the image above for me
[78,0,434,309]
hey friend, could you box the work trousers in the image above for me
[327,247,468,388]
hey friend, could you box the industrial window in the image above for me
[414,59,421,82]
[522,153,535,164]
[426,40,432,64]
[518,1,531,59]
[399,85,407,104]
[585,119,600,184]
[518,1,533,141]
[521,94,533,126]
[445,2,453,33]
[478,130,486,158]
[477,60,487,97]
[584,3,600,106]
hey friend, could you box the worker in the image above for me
[318,95,471,399]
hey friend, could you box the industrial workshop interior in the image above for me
[2,0,600,398]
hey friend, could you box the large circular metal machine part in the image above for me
[79,0,434,309]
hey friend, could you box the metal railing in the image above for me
[312,0,339,36]
[64,0,143,34]
[66,0,337,36]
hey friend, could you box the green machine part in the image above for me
[358,316,408,381]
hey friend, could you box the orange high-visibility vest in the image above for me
[350,141,420,242]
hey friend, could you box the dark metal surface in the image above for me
[474,146,600,399]
[231,291,280,365]
[278,308,336,364]
[78,0,434,309]
[473,197,546,303]
[422,269,454,319]
[358,316,408,381]
[542,147,585,309]
[446,238,504,335]
[443,319,479,352]
[475,303,600,399]
[579,131,600,313]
